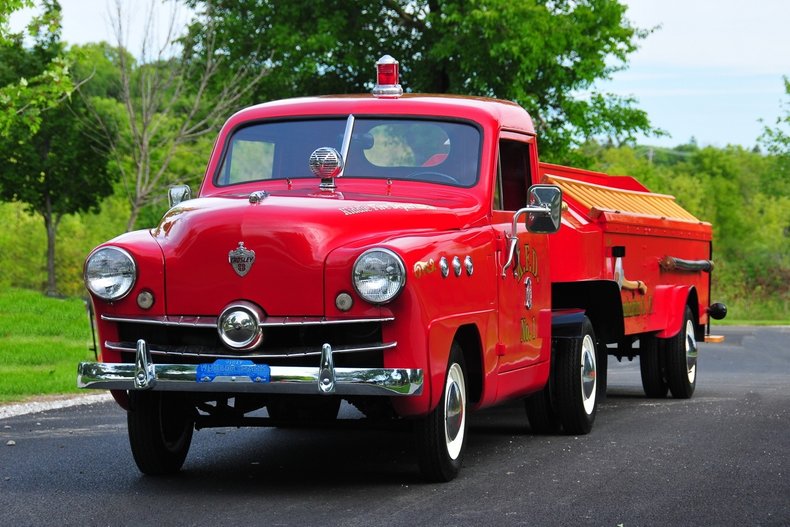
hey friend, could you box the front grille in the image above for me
[104,314,393,368]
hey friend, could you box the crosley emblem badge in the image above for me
[228,242,255,277]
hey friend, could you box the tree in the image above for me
[759,77,790,197]
[0,1,115,295]
[185,0,657,161]
[78,0,268,231]
[0,0,73,137]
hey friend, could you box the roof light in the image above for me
[372,55,403,98]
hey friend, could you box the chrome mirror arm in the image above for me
[501,205,550,278]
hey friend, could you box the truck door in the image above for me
[493,134,551,373]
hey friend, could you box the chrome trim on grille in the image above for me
[78,340,422,397]
[105,340,397,359]
[101,314,395,328]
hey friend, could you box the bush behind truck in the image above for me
[78,56,727,481]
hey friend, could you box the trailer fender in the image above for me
[653,285,700,340]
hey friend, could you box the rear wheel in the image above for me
[640,333,668,398]
[525,386,561,434]
[555,317,598,435]
[415,343,468,482]
[127,391,194,475]
[661,306,698,399]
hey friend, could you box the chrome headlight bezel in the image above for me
[84,246,137,301]
[352,248,406,305]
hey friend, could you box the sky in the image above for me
[10,0,790,149]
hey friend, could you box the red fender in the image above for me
[651,285,696,339]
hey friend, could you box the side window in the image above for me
[497,139,532,211]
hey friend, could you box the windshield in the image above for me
[215,118,481,187]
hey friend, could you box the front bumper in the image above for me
[78,339,423,396]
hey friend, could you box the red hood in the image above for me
[153,193,464,316]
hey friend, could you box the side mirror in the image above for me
[525,184,562,233]
[168,185,192,207]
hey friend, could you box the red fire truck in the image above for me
[78,56,726,481]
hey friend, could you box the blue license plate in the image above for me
[196,359,270,383]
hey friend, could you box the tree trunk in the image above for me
[126,194,145,232]
[43,196,60,297]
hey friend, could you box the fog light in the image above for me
[217,302,264,350]
[335,292,353,312]
[137,290,154,310]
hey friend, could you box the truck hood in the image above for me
[152,193,464,316]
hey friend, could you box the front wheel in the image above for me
[415,343,468,482]
[661,306,698,399]
[554,317,598,435]
[127,391,194,475]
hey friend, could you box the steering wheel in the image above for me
[410,171,458,185]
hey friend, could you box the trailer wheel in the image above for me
[555,317,598,435]
[640,334,668,398]
[415,342,468,482]
[127,391,194,475]
[661,306,697,399]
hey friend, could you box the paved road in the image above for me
[1,326,788,526]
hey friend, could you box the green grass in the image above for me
[0,287,96,403]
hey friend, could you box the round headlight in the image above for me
[84,247,137,301]
[352,248,406,304]
[85,247,137,300]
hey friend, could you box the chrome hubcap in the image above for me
[444,363,466,460]
[580,334,597,415]
[685,319,697,384]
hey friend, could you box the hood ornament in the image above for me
[228,242,255,277]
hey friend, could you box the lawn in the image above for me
[0,287,96,403]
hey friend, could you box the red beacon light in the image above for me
[372,55,403,98]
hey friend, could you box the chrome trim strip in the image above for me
[78,341,422,397]
[100,314,395,328]
[105,340,397,359]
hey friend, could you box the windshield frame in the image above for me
[212,115,483,189]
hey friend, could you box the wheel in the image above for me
[554,317,598,435]
[266,396,341,423]
[640,333,668,398]
[127,391,194,475]
[525,385,561,434]
[661,306,698,399]
[415,342,468,482]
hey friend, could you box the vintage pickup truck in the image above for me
[78,55,726,481]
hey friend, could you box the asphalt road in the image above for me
[1,326,788,526]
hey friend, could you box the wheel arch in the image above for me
[552,280,624,344]
[452,324,484,406]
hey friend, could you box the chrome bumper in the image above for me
[78,339,423,396]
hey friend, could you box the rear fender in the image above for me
[653,285,701,340]
[551,309,587,340]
